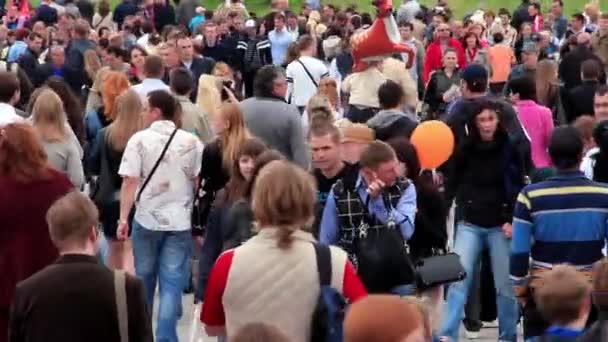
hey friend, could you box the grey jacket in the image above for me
[240,97,309,168]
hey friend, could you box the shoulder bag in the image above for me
[128,128,178,226]
[296,59,319,88]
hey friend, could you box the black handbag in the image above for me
[128,128,178,226]
[354,192,416,294]
[412,252,466,290]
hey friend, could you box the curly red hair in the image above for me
[0,123,52,183]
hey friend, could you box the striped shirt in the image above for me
[510,171,608,295]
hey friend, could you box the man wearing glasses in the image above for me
[423,23,465,83]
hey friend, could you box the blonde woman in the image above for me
[193,103,249,238]
[536,59,562,125]
[89,89,143,271]
[84,49,102,89]
[85,72,130,147]
[201,160,367,342]
[196,74,223,120]
[301,94,335,134]
[31,89,85,188]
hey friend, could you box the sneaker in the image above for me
[464,329,479,339]
[483,320,499,328]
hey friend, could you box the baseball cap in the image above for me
[245,19,256,28]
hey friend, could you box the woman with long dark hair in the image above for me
[45,76,86,146]
[439,99,525,341]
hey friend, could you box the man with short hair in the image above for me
[176,35,215,102]
[169,67,213,143]
[398,21,424,88]
[504,42,539,95]
[320,140,416,293]
[566,13,593,39]
[512,0,532,32]
[591,13,608,73]
[0,71,23,125]
[559,32,606,90]
[565,59,602,122]
[8,192,153,342]
[17,32,44,84]
[240,65,308,167]
[35,0,59,26]
[268,13,294,66]
[550,0,568,41]
[131,55,170,102]
[35,45,83,93]
[595,86,608,122]
[118,90,203,342]
[237,19,272,97]
[511,126,608,339]
[67,19,95,72]
[367,80,418,141]
[308,120,359,237]
[286,35,328,112]
[160,43,181,70]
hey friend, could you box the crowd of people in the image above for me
[1,0,608,341]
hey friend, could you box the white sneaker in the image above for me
[464,330,479,339]
[483,320,499,328]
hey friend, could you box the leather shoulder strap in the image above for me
[136,128,178,202]
[313,243,331,286]
[114,270,129,342]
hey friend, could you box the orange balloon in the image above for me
[410,120,455,169]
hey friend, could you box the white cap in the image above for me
[245,19,256,28]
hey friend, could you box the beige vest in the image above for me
[222,228,347,342]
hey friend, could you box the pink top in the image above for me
[516,100,554,168]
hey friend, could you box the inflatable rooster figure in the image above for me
[350,0,414,72]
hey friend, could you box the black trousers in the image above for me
[346,105,378,123]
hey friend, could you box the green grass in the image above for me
[191,0,589,19]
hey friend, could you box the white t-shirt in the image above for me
[118,120,204,231]
[286,56,329,107]
[581,147,599,180]
[131,78,170,103]
[0,103,23,127]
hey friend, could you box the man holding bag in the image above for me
[319,140,417,294]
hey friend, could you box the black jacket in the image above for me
[511,1,532,31]
[197,197,253,300]
[185,56,215,102]
[34,4,58,26]
[17,48,39,84]
[113,1,138,28]
[423,68,461,116]
[9,254,152,342]
[408,180,448,261]
[564,80,599,123]
[34,63,83,94]
[76,0,95,23]
[153,4,176,33]
[192,140,230,236]
[559,46,606,89]
[236,36,272,73]
[445,130,526,228]
[578,310,608,342]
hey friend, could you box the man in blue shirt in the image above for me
[268,13,294,66]
[320,140,416,291]
[511,126,608,340]
[550,0,568,41]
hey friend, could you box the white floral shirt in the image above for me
[119,120,204,231]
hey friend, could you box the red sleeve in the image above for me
[200,250,234,326]
[342,261,367,303]
[423,45,434,83]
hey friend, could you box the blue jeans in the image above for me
[132,220,193,342]
[439,222,518,342]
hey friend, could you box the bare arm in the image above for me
[117,176,139,239]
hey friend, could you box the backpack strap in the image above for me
[313,243,332,286]
[113,270,129,342]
